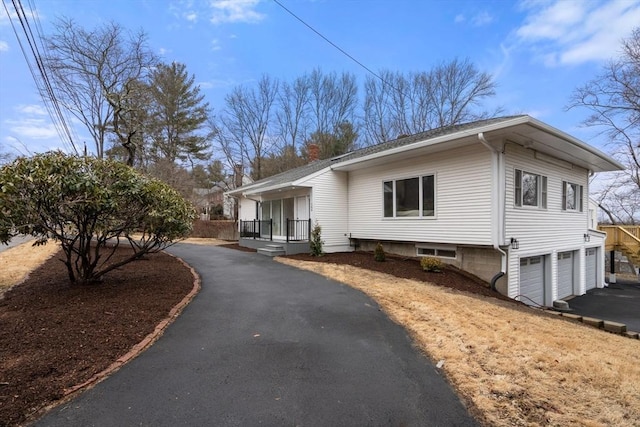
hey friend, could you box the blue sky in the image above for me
[1,0,639,158]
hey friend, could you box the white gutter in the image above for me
[478,132,507,282]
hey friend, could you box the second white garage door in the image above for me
[557,251,575,299]
[520,256,545,306]
[585,248,597,290]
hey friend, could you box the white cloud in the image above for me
[472,11,494,27]
[5,117,59,140]
[198,78,235,90]
[211,38,222,51]
[16,104,47,115]
[185,11,198,22]
[454,14,465,24]
[0,41,8,52]
[515,0,640,66]
[209,0,265,25]
[159,47,171,56]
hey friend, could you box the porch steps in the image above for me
[257,244,286,257]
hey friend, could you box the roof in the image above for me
[228,115,624,196]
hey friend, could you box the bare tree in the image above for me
[45,18,156,160]
[568,27,640,224]
[276,75,311,154]
[308,69,359,135]
[364,58,498,144]
[217,75,279,180]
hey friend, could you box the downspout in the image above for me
[478,132,507,291]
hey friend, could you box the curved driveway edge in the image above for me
[36,244,477,426]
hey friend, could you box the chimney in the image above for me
[308,143,320,162]
[233,164,243,188]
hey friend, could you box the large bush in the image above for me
[0,152,196,284]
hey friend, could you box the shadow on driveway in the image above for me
[568,279,640,333]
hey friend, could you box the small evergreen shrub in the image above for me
[420,256,443,272]
[309,221,324,256]
[374,242,386,262]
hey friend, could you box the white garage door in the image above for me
[557,251,574,299]
[520,256,545,306]
[585,248,597,290]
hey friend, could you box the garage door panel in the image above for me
[557,251,574,299]
[585,248,597,290]
[520,256,544,306]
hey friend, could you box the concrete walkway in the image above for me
[36,244,476,426]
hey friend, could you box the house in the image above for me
[227,115,624,306]
[192,186,226,220]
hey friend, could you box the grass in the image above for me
[0,240,59,297]
[277,258,640,427]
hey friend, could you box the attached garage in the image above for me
[557,251,575,299]
[519,256,545,306]
[585,248,598,290]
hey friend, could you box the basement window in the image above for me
[416,246,457,259]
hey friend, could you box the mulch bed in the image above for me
[285,251,514,302]
[0,247,195,427]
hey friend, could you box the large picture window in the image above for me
[383,175,435,218]
[515,169,547,208]
[562,181,583,212]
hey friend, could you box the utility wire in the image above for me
[272,0,398,92]
[4,0,78,154]
[27,0,81,147]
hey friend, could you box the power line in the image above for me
[272,0,386,84]
[3,0,78,154]
[271,0,412,113]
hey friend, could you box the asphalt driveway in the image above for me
[568,279,640,333]
[36,244,476,426]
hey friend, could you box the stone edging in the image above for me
[547,310,640,339]
[31,253,201,421]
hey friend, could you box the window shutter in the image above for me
[541,176,547,208]
[515,169,522,207]
[579,185,584,212]
[562,181,567,210]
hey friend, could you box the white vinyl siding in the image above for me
[303,169,351,252]
[348,145,493,245]
[505,143,590,299]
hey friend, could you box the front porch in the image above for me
[239,219,311,255]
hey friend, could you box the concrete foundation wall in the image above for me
[357,240,509,295]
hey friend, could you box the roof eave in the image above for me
[331,116,531,171]
[525,117,625,172]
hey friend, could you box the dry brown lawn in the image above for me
[0,240,59,297]
[179,237,231,246]
[277,258,640,427]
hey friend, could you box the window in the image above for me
[515,169,547,208]
[416,246,456,258]
[562,181,583,212]
[383,175,435,218]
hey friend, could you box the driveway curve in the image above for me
[36,244,476,426]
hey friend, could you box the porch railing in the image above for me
[239,219,272,241]
[239,218,310,243]
[286,219,310,242]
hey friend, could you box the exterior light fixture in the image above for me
[584,233,590,242]
[510,237,519,249]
